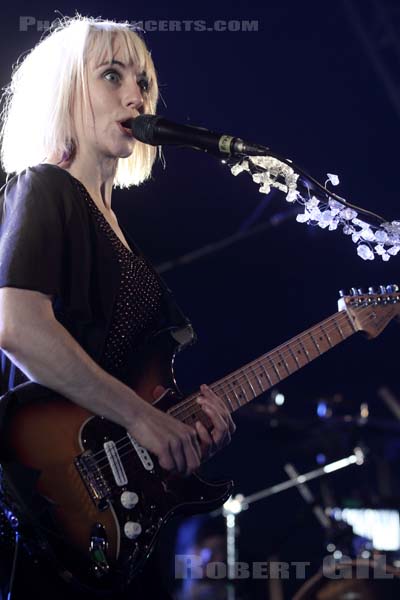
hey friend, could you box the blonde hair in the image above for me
[0,15,159,188]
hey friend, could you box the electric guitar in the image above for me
[1,286,399,593]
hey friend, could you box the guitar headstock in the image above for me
[338,285,400,338]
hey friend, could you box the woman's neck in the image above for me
[45,151,118,211]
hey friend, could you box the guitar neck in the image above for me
[172,309,356,425]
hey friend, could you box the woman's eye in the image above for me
[137,77,149,93]
[103,70,121,83]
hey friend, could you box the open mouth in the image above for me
[118,121,134,137]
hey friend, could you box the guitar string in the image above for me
[169,297,397,421]
[89,310,353,467]
[169,314,352,419]
[89,304,378,470]
[89,303,383,471]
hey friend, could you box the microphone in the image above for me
[122,115,268,157]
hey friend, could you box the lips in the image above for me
[118,121,134,137]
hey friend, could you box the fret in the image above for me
[277,349,292,375]
[236,381,248,405]
[334,318,345,339]
[311,327,332,354]
[280,345,298,372]
[244,372,256,399]
[337,314,355,337]
[268,356,281,383]
[260,361,273,387]
[198,410,213,430]
[195,400,207,425]
[212,385,224,401]
[229,378,244,408]
[288,344,301,369]
[326,322,343,346]
[299,338,310,362]
[185,410,197,425]
[231,385,242,408]
[223,389,235,412]
[309,332,322,355]
[232,385,241,406]
[321,325,333,348]
[345,313,357,333]
[251,364,266,394]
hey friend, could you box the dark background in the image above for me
[2,1,400,597]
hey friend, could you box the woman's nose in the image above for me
[124,78,144,112]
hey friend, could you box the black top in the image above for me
[0,163,194,392]
[69,176,163,381]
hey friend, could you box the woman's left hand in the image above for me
[195,384,236,461]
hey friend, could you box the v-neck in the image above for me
[75,180,135,256]
[43,163,136,256]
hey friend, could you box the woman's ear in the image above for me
[58,139,76,165]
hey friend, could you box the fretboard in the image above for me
[170,310,356,427]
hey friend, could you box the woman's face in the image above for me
[74,43,149,161]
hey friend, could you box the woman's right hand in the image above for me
[127,396,202,477]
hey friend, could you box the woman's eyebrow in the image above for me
[96,59,127,69]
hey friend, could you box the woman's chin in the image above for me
[115,143,135,159]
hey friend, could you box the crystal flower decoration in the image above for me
[230,156,400,261]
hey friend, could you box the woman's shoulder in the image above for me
[8,163,75,192]
[1,163,83,217]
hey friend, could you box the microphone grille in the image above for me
[129,114,161,145]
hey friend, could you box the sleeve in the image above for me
[0,168,66,296]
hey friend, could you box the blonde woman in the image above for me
[0,15,235,599]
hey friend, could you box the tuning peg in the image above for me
[379,285,387,294]
[350,287,359,296]
[339,289,346,298]
[357,288,364,295]
[368,286,377,295]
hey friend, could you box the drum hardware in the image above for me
[377,386,400,422]
[283,463,331,530]
[207,449,364,599]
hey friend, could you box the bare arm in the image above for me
[0,287,203,474]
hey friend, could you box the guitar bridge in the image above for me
[74,450,111,508]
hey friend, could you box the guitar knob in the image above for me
[124,521,142,540]
[120,491,139,510]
